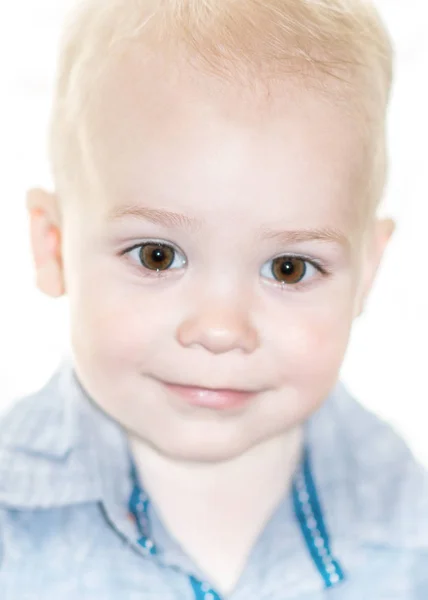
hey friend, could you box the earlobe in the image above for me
[26,188,65,298]
[378,218,396,248]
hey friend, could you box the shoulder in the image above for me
[0,368,68,509]
[0,363,103,510]
[0,380,62,568]
[309,382,428,551]
[0,367,69,458]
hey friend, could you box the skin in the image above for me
[27,56,394,591]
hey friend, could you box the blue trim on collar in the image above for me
[293,447,345,589]
[189,576,222,600]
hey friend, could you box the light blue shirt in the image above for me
[0,361,427,599]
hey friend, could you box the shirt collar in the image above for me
[306,381,428,551]
[0,360,130,514]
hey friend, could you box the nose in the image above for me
[176,300,259,355]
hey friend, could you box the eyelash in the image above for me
[122,241,331,290]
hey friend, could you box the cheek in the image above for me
[302,312,351,372]
[273,295,354,380]
[68,272,172,367]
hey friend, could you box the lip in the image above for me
[163,382,256,411]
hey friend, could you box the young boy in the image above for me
[1,0,427,598]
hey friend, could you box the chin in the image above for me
[163,447,247,464]
[151,433,261,464]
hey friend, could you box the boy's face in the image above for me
[29,60,393,462]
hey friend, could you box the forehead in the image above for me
[80,52,369,232]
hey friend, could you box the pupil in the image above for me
[152,249,165,263]
[281,261,294,274]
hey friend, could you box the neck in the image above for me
[129,428,304,595]
[130,428,304,501]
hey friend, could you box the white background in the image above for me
[0,2,427,462]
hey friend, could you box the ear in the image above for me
[26,188,65,298]
[354,217,396,318]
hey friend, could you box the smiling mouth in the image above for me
[162,382,257,410]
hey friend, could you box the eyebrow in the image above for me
[107,205,349,248]
[259,226,350,248]
[107,205,201,233]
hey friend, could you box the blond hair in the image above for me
[50,0,394,210]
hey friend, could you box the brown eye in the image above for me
[139,244,175,271]
[271,257,307,284]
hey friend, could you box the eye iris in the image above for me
[272,257,306,284]
[140,244,175,271]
